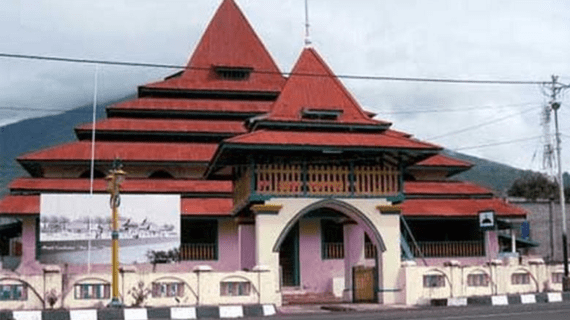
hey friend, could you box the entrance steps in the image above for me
[282,288,343,305]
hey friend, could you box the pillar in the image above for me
[16,216,42,274]
[238,223,256,270]
[343,223,365,302]
[485,230,499,260]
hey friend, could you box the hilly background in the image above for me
[0,98,556,196]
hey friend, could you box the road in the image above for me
[259,303,570,320]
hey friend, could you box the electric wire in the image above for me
[0,53,549,85]
[425,106,537,141]
[452,136,541,151]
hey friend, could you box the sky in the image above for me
[1,0,570,172]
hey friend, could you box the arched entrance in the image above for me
[273,199,386,303]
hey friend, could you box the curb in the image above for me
[430,292,570,307]
[0,304,276,320]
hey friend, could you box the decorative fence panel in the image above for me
[179,243,216,261]
[415,241,485,258]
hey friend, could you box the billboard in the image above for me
[40,194,180,265]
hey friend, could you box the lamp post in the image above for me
[106,158,126,307]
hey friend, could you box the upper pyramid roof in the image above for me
[255,47,390,127]
[143,0,285,93]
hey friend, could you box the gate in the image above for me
[353,266,376,302]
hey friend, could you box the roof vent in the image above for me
[214,66,253,81]
[301,108,343,121]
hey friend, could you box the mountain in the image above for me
[0,96,131,195]
[0,100,537,195]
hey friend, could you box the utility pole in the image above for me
[106,158,126,307]
[548,75,570,291]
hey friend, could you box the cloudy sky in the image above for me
[1,0,570,171]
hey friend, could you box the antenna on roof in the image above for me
[304,0,312,46]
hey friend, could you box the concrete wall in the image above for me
[399,258,565,305]
[0,266,274,310]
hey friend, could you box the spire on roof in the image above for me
[259,47,390,126]
[143,0,285,93]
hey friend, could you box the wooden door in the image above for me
[353,266,376,302]
[279,223,300,287]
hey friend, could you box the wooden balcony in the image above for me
[179,243,216,261]
[235,163,400,204]
[323,242,344,259]
[414,240,485,258]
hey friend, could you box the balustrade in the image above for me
[415,241,485,258]
[247,163,399,198]
[179,243,216,261]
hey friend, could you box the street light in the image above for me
[106,158,126,307]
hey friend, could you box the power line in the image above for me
[0,52,549,85]
[425,106,537,141]
[375,102,539,115]
[453,136,541,151]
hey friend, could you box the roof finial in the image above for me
[304,0,312,46]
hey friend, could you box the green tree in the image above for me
[508,171,558,201]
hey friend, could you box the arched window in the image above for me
[149,170,174,179]
[79,170,105,179]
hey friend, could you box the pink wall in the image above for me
[239,224,256,270]
[298,219,344,293]
[17,216,42,274]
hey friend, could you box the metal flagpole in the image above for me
[88,64,98,274]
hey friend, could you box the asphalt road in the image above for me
[259,303,570,320]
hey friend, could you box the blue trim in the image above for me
[387,193,405,204]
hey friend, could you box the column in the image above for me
[238,223,256,270]
[16,216,43,274]
[343,223,365,302]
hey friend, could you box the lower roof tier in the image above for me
[401,198,527,218]
[0,195,232,217]
[8,178,232,195]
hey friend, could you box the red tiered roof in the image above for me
[107,98,273,115]
[9,178,232,194]
[414,154,472,168]
[259,48,388,126]
[401,198,527,218]
[224,129,440,150]
[404,181,493,196]
[144,0,285,93]
[75,118,247,135]
[18,141,217,162]
[0,195,39,215]
[181,198,233,216]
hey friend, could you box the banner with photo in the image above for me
[40,194,180,264]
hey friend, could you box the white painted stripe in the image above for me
[491,295,509,306]
[219,306,244,318]
[70,309,98,320]
[12,311,42,320]
[447,297,468,306]
[124,308,148,320]
[171,307,197,320]
[548,292,563,302]
[520,294,536,304]
[262,304,276,316]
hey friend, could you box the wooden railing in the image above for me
[252,164,399,197]
[365,242,376,259]
[323,242,344,259]
[415,241,485,258]
[179,243,216,261]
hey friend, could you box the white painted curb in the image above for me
[520,294,536,304]
[491,295,508,306]
[219,305,244,318]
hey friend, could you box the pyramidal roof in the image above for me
[145,0,285,93]
[258,47,390,126]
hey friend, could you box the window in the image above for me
[74,283,110,300]
[423,275,445,288]
[511,272,530,285]
[180,219,218,260]
[0,284,27,301]
[364,234,376,259]
[152,282,184,298]
[149,170,174,179]
[301,109,343,121]
[220,282,251,296]
[214,66,252,81]
[321,219,344,259]
[552,272,564,284]
[467,273,490,287]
